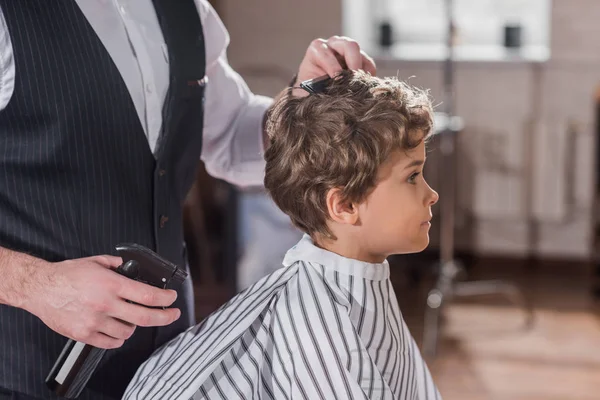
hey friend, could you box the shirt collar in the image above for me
[283,234,390,281]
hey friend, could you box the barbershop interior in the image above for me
[184,1,600,399]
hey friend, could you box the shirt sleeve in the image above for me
[195,0,273,188]
[0,5,15,111]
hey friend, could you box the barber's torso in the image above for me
[1,0,212,152]
[0,0,208,398]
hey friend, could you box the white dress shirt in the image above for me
[0,0,271,187]
[123,234,442,400]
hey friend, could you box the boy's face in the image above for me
[356,140,439,260]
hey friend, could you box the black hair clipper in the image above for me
[45,244,188,398]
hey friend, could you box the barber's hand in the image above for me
[23,255,180,349]
[294,35,377,96]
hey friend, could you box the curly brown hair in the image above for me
[264,70,434,239]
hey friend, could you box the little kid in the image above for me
[124,70,442,400]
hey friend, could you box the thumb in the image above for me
[90,255,124,269]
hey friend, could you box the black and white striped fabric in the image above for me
[123,235,441,400]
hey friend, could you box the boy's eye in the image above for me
[408,172,420,184]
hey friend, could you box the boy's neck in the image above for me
[313,235,387,264]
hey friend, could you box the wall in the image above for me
[217,0,598,260]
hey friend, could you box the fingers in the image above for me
[114,276,180,326]
[112,300,181,328]
[326,36,377,75]
[326,36,362,71]
[90,255,124,269]
[88,332,126,350]
[116,276,178,308]
[307,38,344,78]
[297,36,376,91]
[98,317,136,341]
[305,36,376,79]
[360,50,377,75]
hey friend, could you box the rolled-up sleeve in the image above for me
[197,0,273,188]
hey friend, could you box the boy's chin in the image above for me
[416,236,431,253]
[392,237,430,255]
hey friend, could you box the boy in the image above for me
[123,70,441,400]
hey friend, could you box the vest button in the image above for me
[158,169,166,177]
[159,215,169,228]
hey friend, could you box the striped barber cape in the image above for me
[123,235,442,400]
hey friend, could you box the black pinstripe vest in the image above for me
[0,1,205,398]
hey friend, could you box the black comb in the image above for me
[299,74,333,95]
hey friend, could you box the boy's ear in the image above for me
[326,188,359,225]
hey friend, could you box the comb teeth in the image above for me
[172,267,188,284]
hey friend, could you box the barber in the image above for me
[0,0,375,399]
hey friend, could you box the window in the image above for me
[343,0,552,62]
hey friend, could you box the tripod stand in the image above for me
[421,0,533,359]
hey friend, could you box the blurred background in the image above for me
[183,1,600,399]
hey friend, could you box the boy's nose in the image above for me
[428,187,439,206]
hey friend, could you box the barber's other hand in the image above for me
[295,35,376,96]
[23,255,180,349]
